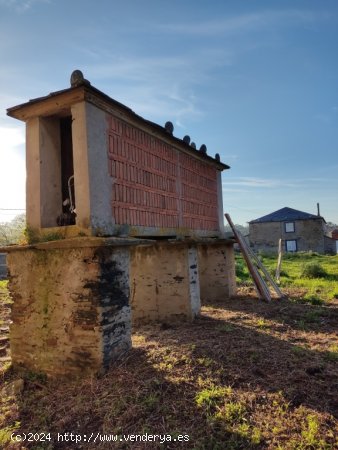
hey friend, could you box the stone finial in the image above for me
[190,142,196,149]
[200,144,207,154]
[70,70,90,87]
[183,135,191,144]
[215,153,220,162]
[164,121,174,134]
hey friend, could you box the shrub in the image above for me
[300,262,328,279]
[235,260,249,281]
[303,293,324,306]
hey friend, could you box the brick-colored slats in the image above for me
[108,117,219,231]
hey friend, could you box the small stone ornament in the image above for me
[200,144,207,154]
[164,121,174,134]
[70,70,91,87]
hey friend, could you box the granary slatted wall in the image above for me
[108,116,219,231]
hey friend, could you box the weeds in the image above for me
[216,401,247,424]
[255,318,270,329]
[301,414,324,448]
[0,422,20,448]
[195,385,232,410]
[236,253,338,304]
[324,344,338,362]
[303,293,324,306]
[24,226,65,244]
[301,262,328,279]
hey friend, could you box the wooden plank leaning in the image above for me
[243,234,285,299]
[225,213,272,302]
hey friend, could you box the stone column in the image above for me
[26,116,62,229]
[198,241,236,303]
[6,239,131,377]
[130,241,201,324]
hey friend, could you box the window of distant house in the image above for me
[286,240,297,252]
[285,222,295,233]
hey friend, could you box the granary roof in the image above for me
[7,70,229,171]
[249,207,324,224]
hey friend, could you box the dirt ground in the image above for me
[1,285,337,449]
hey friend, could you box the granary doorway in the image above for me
[58,116,76,226]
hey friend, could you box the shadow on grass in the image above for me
[211,295,338,334]
[6,347,261,450]
[146,314,337,420]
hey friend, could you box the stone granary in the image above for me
[3,70,236,377]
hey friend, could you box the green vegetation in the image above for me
[195,385,232,409]
[0,280,11,305]
[24,226,65,245]
[0,214,25,246]
[235,252,338,303]
[300,262,328,279]
[0,214,67,246]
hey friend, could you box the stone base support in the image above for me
[6,240,132,377]
[130,242,200,325]
[198,242,236,302]
[3,237,235,377]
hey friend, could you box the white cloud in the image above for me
[223,177,289,188]
[0,126,26,221]
[0,0,50,13]
[222,176,335,192]
[158,9,330,36]
[222,188,250,193]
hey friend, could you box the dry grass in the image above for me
[1,283,338,449]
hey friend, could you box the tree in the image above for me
[0,214,26,246]
[224,223,249,236]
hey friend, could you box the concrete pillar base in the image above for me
[3,237,235,377]
[130,242,200,325]
[6,239,132,377]
[198,242,236,303]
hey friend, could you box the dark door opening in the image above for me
[57,117,76,226]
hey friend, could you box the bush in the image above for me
[303,294,324,306]
[235,260,249,281]
[300,262,328,279]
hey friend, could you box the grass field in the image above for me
[0,253,337,449]
[236,252,338,304]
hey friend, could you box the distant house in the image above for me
[249,207,336,254]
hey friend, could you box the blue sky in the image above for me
[0,0,337,225]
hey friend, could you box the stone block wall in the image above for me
[7,241,132,377]
[5,237,235,377]
[198,242,236,302]
[130,242,200,325]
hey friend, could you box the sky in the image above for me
[0,0,337,226]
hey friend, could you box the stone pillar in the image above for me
[6,239,131,377]
[198,241,236,302]
[71,102,114,235]
[130,242,201,324]
[26,116,62,229]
